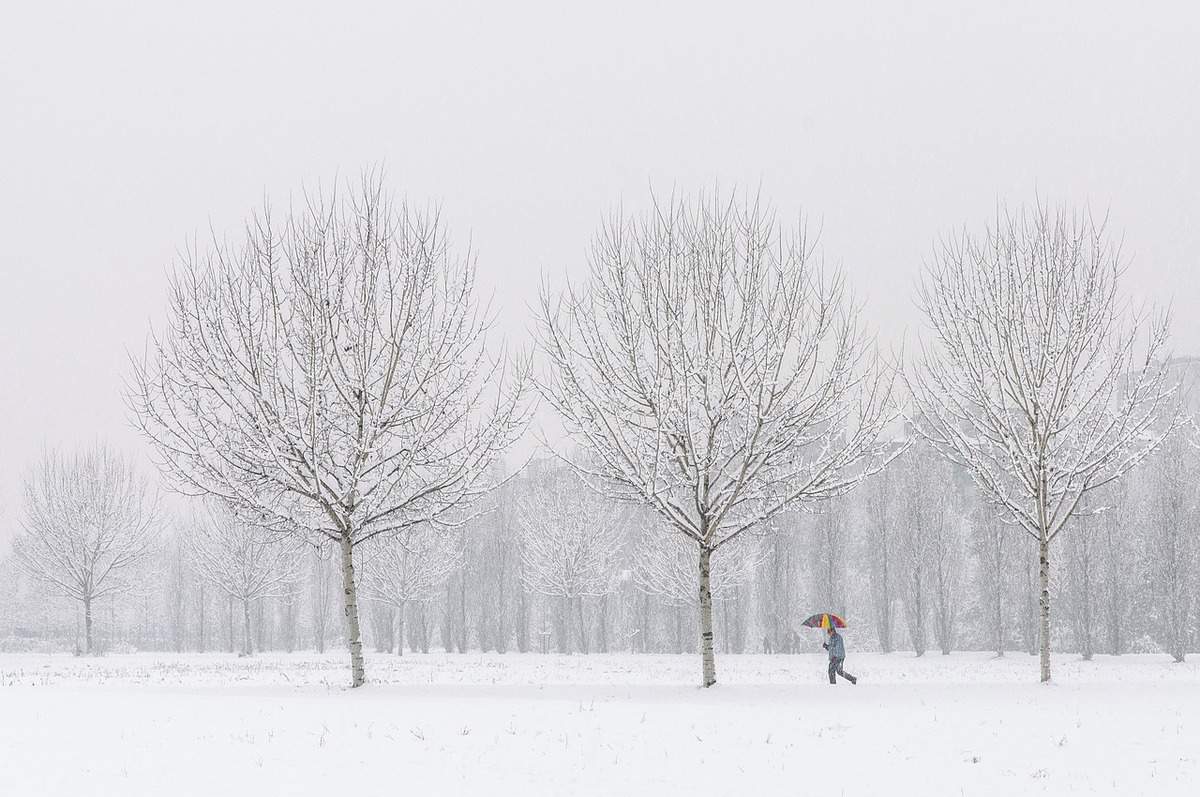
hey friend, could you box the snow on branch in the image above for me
[909,204,1180,544]
[515,465,625,600]
[359,526,464,607]
[537,190,898,552]
[631,522,762,607]
[16,444,159,604]
[128,173,533,547]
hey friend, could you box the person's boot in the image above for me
[849,675,858,685]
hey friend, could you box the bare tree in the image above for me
[757,522,803,654]
[308,544,336,653]
[929,500,965,655]
[808,499,848,620]
[970,509,1010,656]
[15,445,158,654]
[360,527,463,655]
[909,204,1177,681]
[185,501,303,655]
[516,466,625,654]
[1064,502,1099,660]
[476,467,521,653]
[1144,433,1197,661]
[538,191,895,686]
[891,445,961,656]
[1097,479,1132,655]
[862,465,899,652]
[895,494,931,655]
[129,174,530,686]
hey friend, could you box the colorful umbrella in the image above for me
[800,612,847,629]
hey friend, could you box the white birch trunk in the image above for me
[698,547,716,687]
[576,597,589,655]
[1038,537,1052,683]
[395,601,406,656]
[83,596,94,655]
[339,534,366,688]
[242,598,253,656]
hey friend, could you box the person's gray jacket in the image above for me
[824,631,845,659]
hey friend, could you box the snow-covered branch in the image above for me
[908,203,1179,681]
[15,444,159,654]
[538,190,896,684]
[128,173,532,685]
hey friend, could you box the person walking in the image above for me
[823,625,858,685]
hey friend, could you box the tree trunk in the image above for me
[442,581,455,652]
[457,570,468,653]
[242,598,253,656]
[283,588,297,653]
[558,596,571,654]
[495,558,508,654]
[396,602,406,656]
[994,571,1004,658]
[639,591,652,653]
[255,598,265,652]
[198,582,206,653]
[1038,536,1052,683]
[880,544,892,653]
[1105,521,1124,655]
[418,604,431,653]
[698,546,717,688]
[83,596,94,655]
[1081,539,1094,661]
[339,533,366,688]
[720,595,730,654]
[598,594,608,653]
[576,596,589,654]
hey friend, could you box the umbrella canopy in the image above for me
[801,612,847,629]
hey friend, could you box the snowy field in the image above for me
[2,651,1197,796]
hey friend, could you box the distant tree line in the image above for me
[0,177,1193,687]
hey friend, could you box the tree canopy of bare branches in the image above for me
[909,204,1178,682]
[129,174,531,686]
[360,527,464,655]
[631,523,761,608]
[15,444,158,654]
[186,500,304,655]
[515,466,625,653]
[538,190,896,685]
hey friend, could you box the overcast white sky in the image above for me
[1,1,1197,546]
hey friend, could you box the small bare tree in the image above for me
[15,445,158,654]
[516,467,625,654]
[929,504,965,656]
[1097,479,1132,655]
[308,544,337,653]
[970,509,1011,656]
[862,466,899,653]
[895,500,932,655]
[538,191,895,686]
[909,204,1177,682]
[1064,501,1100,660]
[129,174,530,686]
[360,527,463,655]
[186,501,304,655]
[1144,433,1198,662]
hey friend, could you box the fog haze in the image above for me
[2,0,1198,545]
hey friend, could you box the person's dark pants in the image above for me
[828,656,857,684]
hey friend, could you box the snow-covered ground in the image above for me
[2,651,1197,796]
